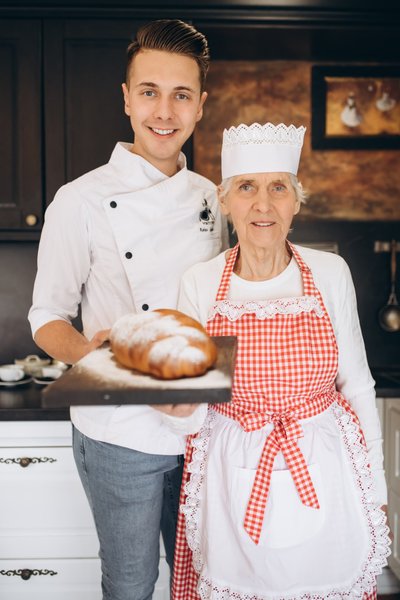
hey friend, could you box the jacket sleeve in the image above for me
[28,185,91,337]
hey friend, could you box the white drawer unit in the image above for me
[0,420,171,598]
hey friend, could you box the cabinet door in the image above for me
[43,19,143,206]
[385,398,400,579]
[0,20,42,236]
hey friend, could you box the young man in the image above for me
[28,19,227,600]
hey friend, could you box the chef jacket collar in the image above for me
[110,142,187,191]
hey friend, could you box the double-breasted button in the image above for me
[142,304,149,311]
[125,251,133,259]
[110,201,117,208]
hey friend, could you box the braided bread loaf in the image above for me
[110,309,217,380]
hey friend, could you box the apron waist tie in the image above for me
[233,387,339,545]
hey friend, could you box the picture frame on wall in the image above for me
[311,65,400,149]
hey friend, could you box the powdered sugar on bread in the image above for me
[148,336,206,366]
[110,312,161,345]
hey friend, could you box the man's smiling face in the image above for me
[122,49,207,176]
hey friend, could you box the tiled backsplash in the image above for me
[0,243,42,364]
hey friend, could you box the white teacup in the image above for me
[0,364,25,382]
[41,366,63,380]
[15,354,50,375]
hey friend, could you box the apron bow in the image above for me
[271,412,304,441]
[240,409,320,545]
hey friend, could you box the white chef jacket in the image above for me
[178,246,387,504]
[28,142,228,455]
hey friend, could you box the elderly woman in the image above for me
[172,122,390,600]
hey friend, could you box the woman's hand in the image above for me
[380,505,394,543]
[153,403,208,435]
[151,403,200,418]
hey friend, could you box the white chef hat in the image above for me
[221,122,306,180]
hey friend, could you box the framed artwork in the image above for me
[311,66,400,149]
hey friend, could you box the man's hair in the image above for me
[126,19,210,92]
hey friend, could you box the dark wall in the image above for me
[0,243,42,364]
[289,221,400,369]
[1,224,399,368]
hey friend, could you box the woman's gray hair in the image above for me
[219,174,308,204]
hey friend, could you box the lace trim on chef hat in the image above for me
[221,122,306,179]
[222,122,306,147]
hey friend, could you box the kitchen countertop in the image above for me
[372,368,400,398]
[0,381,69,421]
[0,369,399,421]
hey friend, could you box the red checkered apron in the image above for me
[172,242,377,600]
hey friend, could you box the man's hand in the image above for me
[87,329,111,353]
[34,320,111,365]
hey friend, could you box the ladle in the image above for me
[378,239,400,332]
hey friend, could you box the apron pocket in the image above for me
[231,463,325,549]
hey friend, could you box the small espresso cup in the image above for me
[41,366,63,379]
[0,364,25,382]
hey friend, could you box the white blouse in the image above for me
[178,246,387,505]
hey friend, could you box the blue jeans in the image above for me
[72,425,183,600]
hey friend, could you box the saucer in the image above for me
[33,376,59,386]
[0,374,33,387]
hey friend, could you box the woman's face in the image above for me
[218,172,300,251]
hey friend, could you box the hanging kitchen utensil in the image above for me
[378,239,400,332]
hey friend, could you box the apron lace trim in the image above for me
[207,296,324,322]
[182,406,391,600]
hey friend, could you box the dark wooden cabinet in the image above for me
[0,18,145,239]
[0,16,196,240]
[0,20,42,239]
[43,20,142,206]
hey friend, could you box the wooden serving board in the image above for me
[41,336,237,407]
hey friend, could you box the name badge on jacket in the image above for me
[199,198,216,233]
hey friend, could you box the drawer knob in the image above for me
[0,457,57,467]
[21,569,32,581]
[0,568,58,580]
[25,214,38,226]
